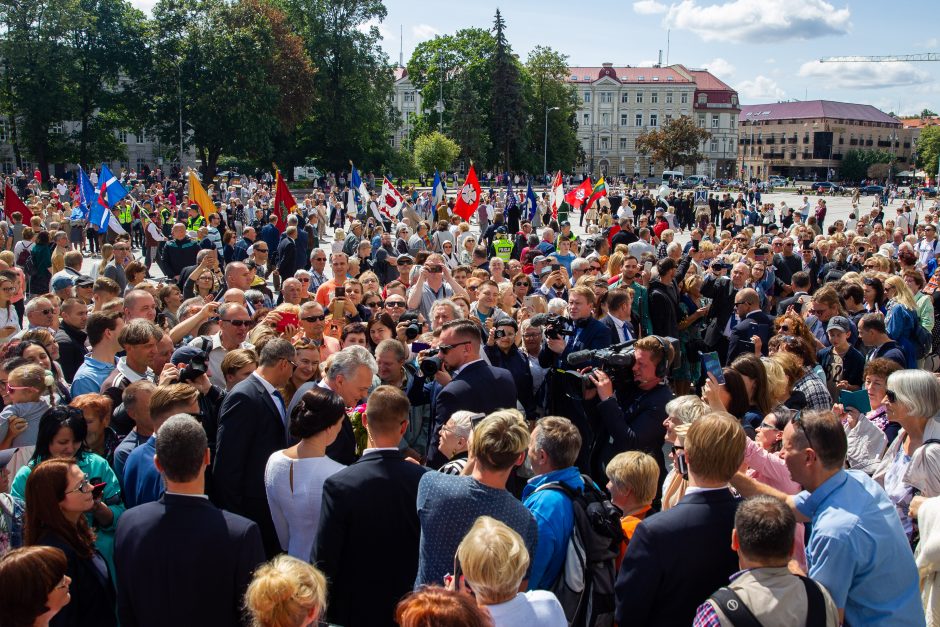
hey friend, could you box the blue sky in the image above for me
[131,0,940,116]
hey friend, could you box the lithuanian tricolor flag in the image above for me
[586,176,608,210]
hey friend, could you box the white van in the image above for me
[661,170,684,187]
[685,174,710,187]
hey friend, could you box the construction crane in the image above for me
[820,53,940,62]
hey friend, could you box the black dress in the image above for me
[38,531,116,627]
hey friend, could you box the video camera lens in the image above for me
[494,329,507,339]
[178,353,209,384]
[419,349,442,378]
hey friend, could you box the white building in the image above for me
[391,66,422,150]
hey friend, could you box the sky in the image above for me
[130,0,940,116]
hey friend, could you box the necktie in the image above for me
[272,390,288,433]
[623,321,632,341]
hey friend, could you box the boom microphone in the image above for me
[566,350,595,367]
[529,313,552,327]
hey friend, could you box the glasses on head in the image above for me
[791,412,817,452]
[385,301,405,308]
[65,474,92,495]
[221,319,253,328]
[438,340,471,354]
[301,314,326,322]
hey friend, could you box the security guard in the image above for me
[491,226,514,261]
[186,204,206,231]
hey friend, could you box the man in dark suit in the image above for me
[212,338,296,557]
[776,270,811,315]
[313,386,428,627]
[425,318,518,469]
[276,225,298,278]
[115,414,265,627]
[615,413,745,626]
[727,288,772,363]
[700,262,749,365]
[602,287,635,345]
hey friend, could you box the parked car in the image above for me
[811,181,844,193]
[919,186,938,198]
[768,176,787,187]
[858,185,886,195]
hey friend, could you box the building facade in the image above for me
[737,100,919,181]
[391,67,422,150]
[567,63,740,179]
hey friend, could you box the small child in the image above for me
[0,364,55,476]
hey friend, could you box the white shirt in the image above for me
[607,313,631,343]
[190,332,253,390]
[252,371,285,422]
[485,591,567,627]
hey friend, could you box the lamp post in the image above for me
[543,106,559,182]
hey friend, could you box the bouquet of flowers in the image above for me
[348,403,369,457]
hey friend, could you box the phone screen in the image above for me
[701,351,726,385]
[551,263,561,272]
[91,483,106,500]
[334,286,346,298]
[644,261,653,273]
[411,342,431,353]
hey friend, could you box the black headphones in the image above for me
[650,335,671,379]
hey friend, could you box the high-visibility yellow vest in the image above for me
[119,205,133,223]
[493,239,514,261]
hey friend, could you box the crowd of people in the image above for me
[0,166,940,626]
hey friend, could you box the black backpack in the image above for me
[534,475,623,627]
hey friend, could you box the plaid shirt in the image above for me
[692,602,722,627]
[794,370,832,411]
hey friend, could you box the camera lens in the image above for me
[406,324,420,340]
[420,356,441,377]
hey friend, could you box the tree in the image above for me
[489,9,524,170]
[867,162,892,180]
[922,109,938,118]
[413,132,459,174]
[635,116,711,171]
[449,85,488,166]
[524,45,581,175]
[147,0,315,182]
[840,149,893,182]
[916,126,940,179]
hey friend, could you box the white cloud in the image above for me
[736,75,785,101]
[411,24,440,41]
[704,57,735,79]
[128,0,156,14]
[765,58,777,64]
[356,18,391,41]
[664,0,851,43]
[797,60,930,89]
[915,37,939,49]
[633,0,668,14]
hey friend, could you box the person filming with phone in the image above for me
[406,253,467,321]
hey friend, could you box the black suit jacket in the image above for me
[213,373,287,555]
[114,494,265,627]
[603,314,634,345]
[39,532,116,627]
[614,489,740,626]
[276,236,297,277]
[314,450,429,627]
[700,275,737,348]
[426,360,518,469]
[727,309,772,363]
[777,290,809,316]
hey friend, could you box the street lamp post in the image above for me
[543,106,559,182]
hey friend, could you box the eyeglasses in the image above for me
[65,474,92,495]
[285,358,298,368]
[301,314,326,322]
[39,309,52,316]
[514,282,530,287]
[757,421,778,431]
[385,301,406,308]
[885,389,898,403]
[589,266,602,272]
[313,257,326,261]
[791,412,817,452]
[438,340,471,354]
[298,277,310,283]
[221,319,254,327]
[733,300,748,307]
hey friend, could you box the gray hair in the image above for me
[665,395,709,425]
[887,370,940,420]
[24,297,52,316]
[195,248,214,263]
[375,338,408,363]
[177,297,207,322]
[155,414,208,482]
[244,289,265,304]
[259,337,296,368]
[326,345,377,382]
[571,258,590,272]
[447,410,477,440]
[430,299,463,320]
[118,318,163,347]
[667,242,683,256]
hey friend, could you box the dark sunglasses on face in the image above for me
[885,389,898,403]
[302,314,327,322]
[438,340,471,354]
[222,319,253,327]
[386,302,405,308]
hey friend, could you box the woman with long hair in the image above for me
[23,459,116,626]
[730,353,773,430]
[29,232,53,297]
[883,274,919,368]
[863,275,887,314]
[367,314,396,351]
[90,243,112,282]
[12,408,123,575]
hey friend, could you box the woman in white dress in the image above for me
[264,386,346,560]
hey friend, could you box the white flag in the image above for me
[379,177,404,220]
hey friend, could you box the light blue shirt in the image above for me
[793,469,923,626]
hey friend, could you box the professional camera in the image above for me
[418,348,442,378]
[399,312,423,341]
[178,351,210,384]
[561,336,680,399]
[494,328,509,339]
[528,313,574,340]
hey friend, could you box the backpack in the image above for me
[534,475,623,627]
[15,242,33,285]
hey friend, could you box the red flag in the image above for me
[565,178,593,210]
[379,177,404,220]
[4,184,33,225]
[550,171,564,220]
[453,165,482,221]
[273,169,297,233]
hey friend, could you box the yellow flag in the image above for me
[187,170,217,218]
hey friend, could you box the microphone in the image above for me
[566,350,594,367]
[529,313,552,327]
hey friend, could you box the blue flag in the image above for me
[505,175,516,218]
[73,166,96,220]
[526,180,539,221]
[88,164,129,232]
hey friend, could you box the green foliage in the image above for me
[413,132,460,174]
[916,126,940,179]
[635,116,711,170]
[922,109,938,118]
[385,146,417,179]
[840,149,893,181]
[524,45,581,175]
[489,9,524,170]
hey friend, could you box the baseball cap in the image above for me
[51,275,74,292]
[539,266,553,276]
[826,316,851,334]
[74,275,94,288]
[533,255,549,264]
[171,345,206,366]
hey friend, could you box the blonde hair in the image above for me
[245,555,327,627]
[760,357,789,405]
[470,409,529,472]
[884,275,918,310]
[684,411,746,482]
[606,451,659,504]
[456,516,529,604]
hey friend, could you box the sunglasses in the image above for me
[757,421,778,431]
[366,301,384,308]
[221,319,254,327]
[885,389,898,403]
[298,277,311,283]
[438,340,471,354]
[301,314,327,322]
[514,281,530,287]
[385,302,406,308]
[39,309,53,315]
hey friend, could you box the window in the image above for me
[583,91,591,103]
[600,137,610,150]
[117,130,128,143]
[621,92,629,103]
[711,115,719,129]
[650,114,658,127]
[681,93,688,104]
[697,115,706,128]
[404,91,415,102]
[666,92,673,104]
[620,113,628,126]
[635,113,643,127]
[636,92,643,103]
[583,113,590,126]
[137,130,146,144]
[710,140,718,152]
[50,122,63,135]
[583,75,590,81]
[600,92,612,103]
[570,75,577,81]
[651,92,658,104]
[601,112,610,125]
[620,137,628,150]
[637,76,645,81]
[730,116,737,129]
[664,114,673,123]
[698,94,707,105]
[136,158,146,171]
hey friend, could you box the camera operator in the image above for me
[585,335,675,500]
[159,345,226,459]
[483,318,536,420]
[538,286,612,471]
